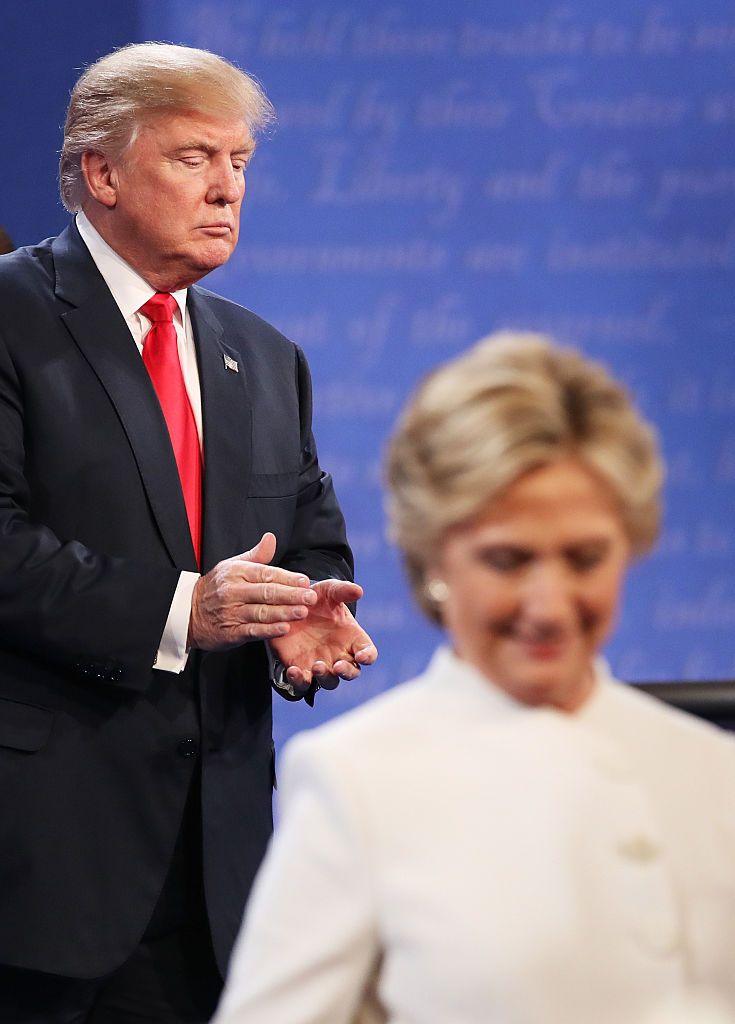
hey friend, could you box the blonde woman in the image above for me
[214,335,735,1024]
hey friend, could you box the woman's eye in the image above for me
[567,546,606,571]
[478,547,528,572]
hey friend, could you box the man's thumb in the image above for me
[241,531,277,565]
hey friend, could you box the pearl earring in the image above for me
[425,578,449,603]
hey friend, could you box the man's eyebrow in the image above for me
[171,140,256,155]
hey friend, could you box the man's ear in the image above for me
[80,151,119,209]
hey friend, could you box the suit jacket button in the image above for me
[177,738,198,758]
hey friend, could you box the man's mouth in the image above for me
[198,223,233,234]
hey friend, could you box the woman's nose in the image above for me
[521,562,577,627]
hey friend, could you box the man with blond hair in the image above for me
[0,42,376,1022]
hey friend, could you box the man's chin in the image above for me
[186,242,236,279]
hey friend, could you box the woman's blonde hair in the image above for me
[385,332,664,622]
[60,42,275,212]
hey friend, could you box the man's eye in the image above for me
[181,158,204,167]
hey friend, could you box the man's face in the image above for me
[102,110,254,290]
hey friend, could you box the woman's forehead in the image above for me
[456,460,628,544]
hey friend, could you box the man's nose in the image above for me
[207,163,242,205]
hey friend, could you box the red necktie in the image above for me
[140,293,202,566]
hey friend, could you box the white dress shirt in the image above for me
[76,212,199,673]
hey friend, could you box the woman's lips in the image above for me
[515,636,571,660]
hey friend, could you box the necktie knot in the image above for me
[139,292,177,324]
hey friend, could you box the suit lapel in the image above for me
[52,224,197,570]
[188,288,253,571]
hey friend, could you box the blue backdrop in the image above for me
[2,1,733,748]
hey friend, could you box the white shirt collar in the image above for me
[425,644,608,719]
[75,211,187,323]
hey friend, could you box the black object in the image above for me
[631,680,735,726]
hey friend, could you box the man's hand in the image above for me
[187,533,317,651]
[270,579,378,690]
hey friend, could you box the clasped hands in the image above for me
[187,532,377,691]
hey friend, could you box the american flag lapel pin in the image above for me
[223,353,239,373]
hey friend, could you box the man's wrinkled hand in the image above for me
[187,533,317,652]
[270,578,378,691]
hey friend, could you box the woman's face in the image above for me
[433,458,631,711]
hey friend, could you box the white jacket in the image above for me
[214,648,735,1024]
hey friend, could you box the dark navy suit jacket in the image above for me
[0,221,353,978]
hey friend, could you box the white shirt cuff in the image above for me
[155,571,200,673]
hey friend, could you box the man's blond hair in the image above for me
[60,42,274,212]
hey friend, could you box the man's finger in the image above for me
[240,582,318,607]
[331,659,360,681]
[286,665,311,687]
[231,561,311,589]
[315,674,340,690]
[234,621,291,642]
[314,579,363,603]
[352,642,378,665]
[242,603,311,625]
